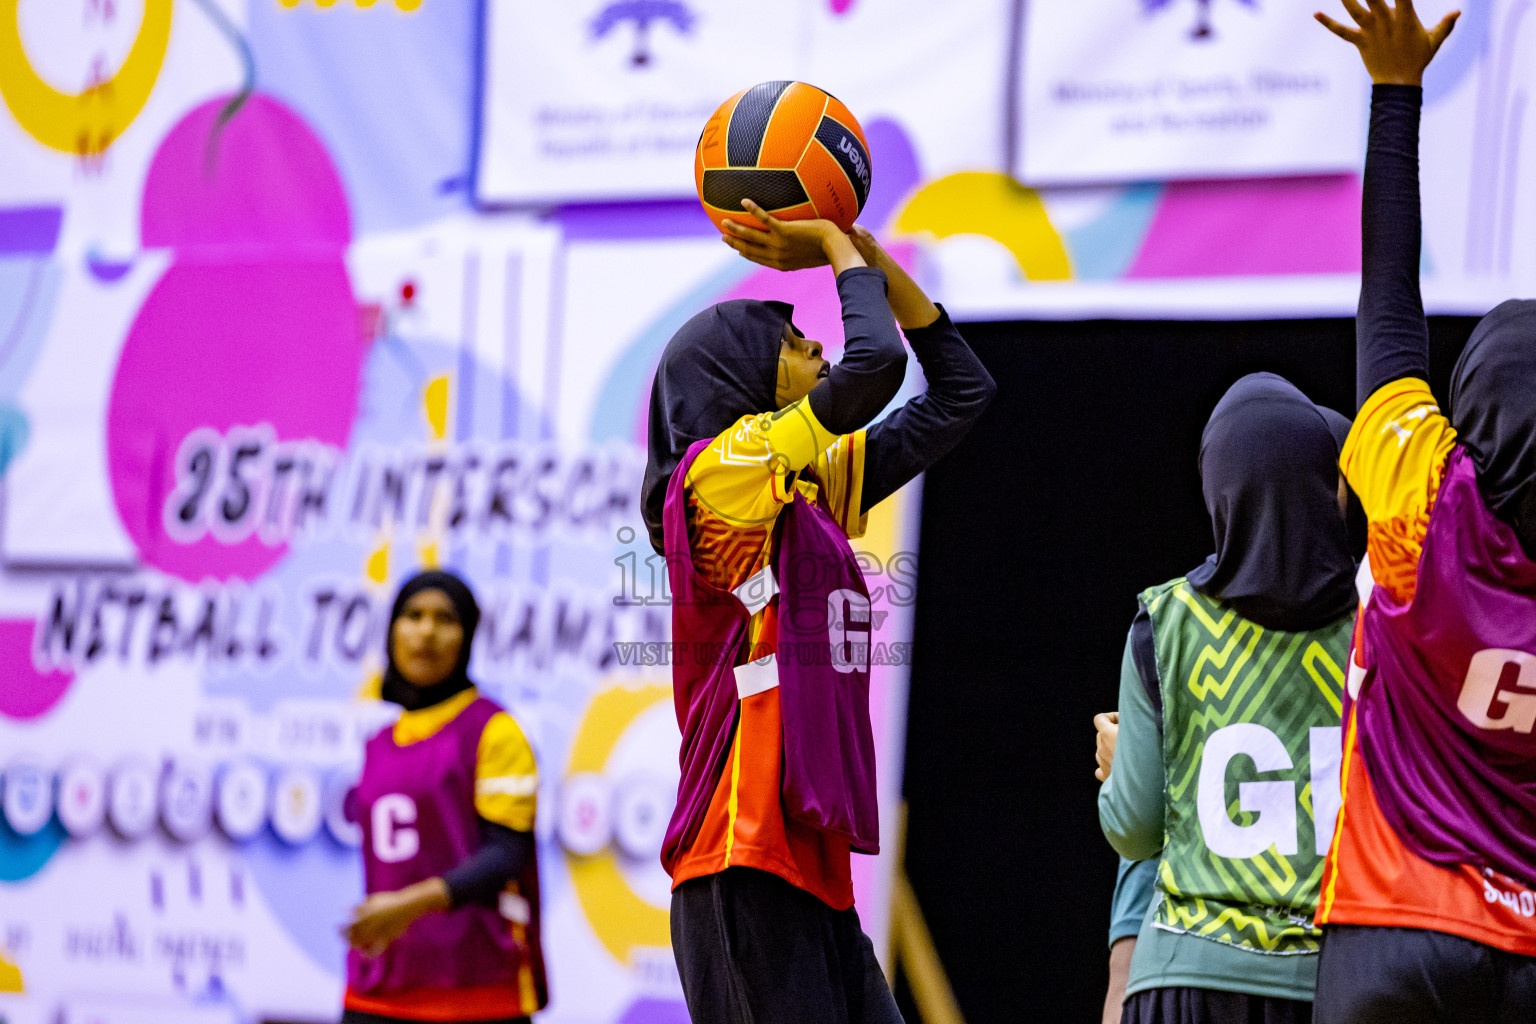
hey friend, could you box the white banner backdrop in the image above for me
[473,0,1009,207]
[476,0,1536,321]
[1017,0,1367,185]
[475,0,813,204]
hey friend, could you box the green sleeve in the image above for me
[1097,627,1165,861]
[1108,856,1157,947]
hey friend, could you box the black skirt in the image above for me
[670,865,904,1024]
[1123,986,1312,1024]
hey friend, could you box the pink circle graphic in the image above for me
[0,621,73,720]
[108,95,362,583]
[141,95,350,249]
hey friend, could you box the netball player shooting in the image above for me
[1310,3,1536,1020]
[341,571,547,1024]
[643,199,994,1023]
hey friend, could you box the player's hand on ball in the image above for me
[343,878,450,957]
[847,224,886,268]
[1094,712,1119,782]
[721,199,842,271]
[1315,0,1458,86]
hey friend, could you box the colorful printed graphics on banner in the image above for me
[1017,0,1368,184]
[0,0,173,158]
[0,5,921,1012]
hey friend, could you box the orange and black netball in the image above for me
[695,81,872,234]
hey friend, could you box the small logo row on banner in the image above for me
[2,759,682,861]
[1,759,360,847]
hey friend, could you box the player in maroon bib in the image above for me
[646,204,994,1022]
[1313,4,1536,1021]
[342,571,547,1024]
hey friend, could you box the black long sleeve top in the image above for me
[1357,84,1430,409]
[442,820,533,908]
[807,267,911,435]
[862,306,997,511]
[804,267,996,513]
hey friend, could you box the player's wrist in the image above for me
[817,222,848,251]
[822,231,867,272]
[406,877,452,915]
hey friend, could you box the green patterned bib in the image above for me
[1143,577,1352,956]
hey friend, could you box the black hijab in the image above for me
[641,299,795,553]
[1450,299,1536,533]
[380,569,481,712]
[1186,373,1357,632]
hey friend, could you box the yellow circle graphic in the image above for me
[0,0,174,155]
[894,171,1074,282]
[565,682,673,963]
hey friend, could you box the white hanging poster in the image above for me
[476,0,812,204]
[1016,0,1368,185]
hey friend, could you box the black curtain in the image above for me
[898,316,1477,1024]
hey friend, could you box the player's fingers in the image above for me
[721,233,774,260]
[1339,0,1370,26]
[721,217,772,243]
[721,218,764,239]
[740,198,780,233]
[1315,11,1364,44]
[1429,10,1460,53]
[1363,0,1391,19]
[1107,711,1119,725]
[725,249,785,272]
[723,238,789,271]
[1095,767,1108,783]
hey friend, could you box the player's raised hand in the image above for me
[721,199,830,271]
[1315,0,1459,86]
[1094,712,1119,782]
[721,199,866,275]
[847,224,885,268]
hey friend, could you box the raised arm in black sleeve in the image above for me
[1357,84,1431,409]
[442,820,533,908]
[806,266,909,436]
[861,307,996,512]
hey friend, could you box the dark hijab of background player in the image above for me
[380,569,481,712]
[1186,372,1358,632]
